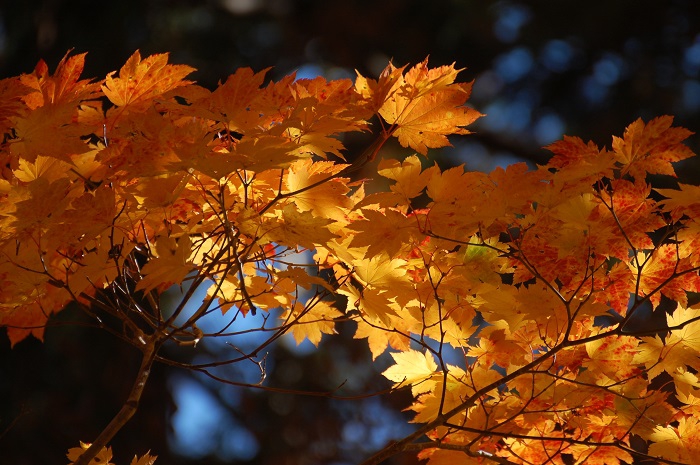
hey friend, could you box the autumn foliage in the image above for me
[2,50,700,465]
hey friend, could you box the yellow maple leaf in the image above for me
[636,305,700,380]
[352,255,409,289]
[185,66,270,132]
[284,300,343,346]
[382,349,438,395]
[354,61,406,114]
[667,304,700,353]
[467,329,527,369]
[338,282,399,325]
[11,52,102,163]
[649,416,700,463]
[353,316,410,360]
[266,204,337,249]
[569,442,633,465]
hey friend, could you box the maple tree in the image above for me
[2,50,700,465]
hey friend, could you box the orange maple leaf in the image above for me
[370,59,483,154]
[19,51,102,109]
[136,236,195,294]
[187,66,271,132]
[0,77,32,142]
[348,208,419,258]
[10,52,102,162]
[656,183,700,220]
[629,243,700,308]
[102,50,195,116]
[612,115,694,180]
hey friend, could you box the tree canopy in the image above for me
[2,49,700,465]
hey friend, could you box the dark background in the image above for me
[2,1,700,464]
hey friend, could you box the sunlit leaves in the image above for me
[5,50,700,465]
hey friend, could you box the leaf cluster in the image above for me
[2,51,700,465]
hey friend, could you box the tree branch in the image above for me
[72,339,158,465]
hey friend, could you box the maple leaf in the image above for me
[284,158,352,221]
[102,50,195,115]
[467,328,528,369]
[373,59,483,154]
[629,243,700,308]
[377,154,439,200]
[596,261,635,315]
[10,104,95,163]
[206,265,297,316]
[19,52,102,109]
[0,76,32,139]
[667,304,700,351]
[0,301,62,347]
[569,442,633,465]
[354,316,410,359]
[354,61,406,114]
[584,336,641,382]
[185,66,271,132]
[649,416,700,463]
[275,266,334,292]
[66,234,129,297]
[284,300,343,346]
[546,136,616,193]
[656,182,700,220]
[382,349,438,395]
[591,179,665,256]
[636,304,700,380]
[266,204,337,249]
[136,236,194,294]
[10,53,102,163]
[7,176,75,235]
[351,256,414,305]
[130,452,157,465]
[612,115,695,180]
[348,208,419,258]
[283,76,370,158]
[409,367,483,424]
[338,282,399,325]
